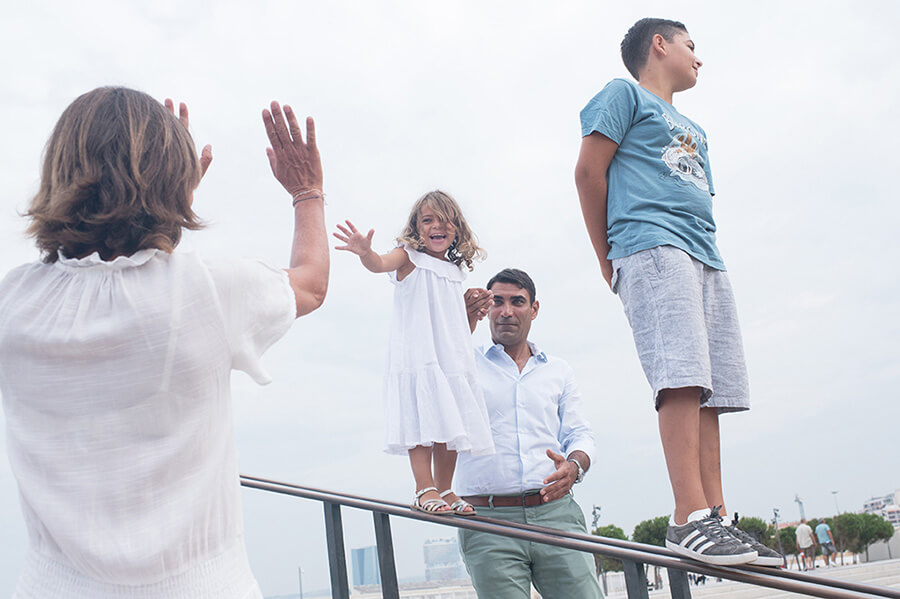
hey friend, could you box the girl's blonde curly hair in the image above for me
[396,190,485,271]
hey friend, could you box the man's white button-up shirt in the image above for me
[455,341,596,496]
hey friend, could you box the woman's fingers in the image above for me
[164,98,210,177]
[264,146,277,175]
[200,145,213,178]
[178,102,189,129]
[284,105,302,144]
[306,117,316,149]
[269,101,290,149]
[262,108,281,150]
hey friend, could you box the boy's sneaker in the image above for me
[666,506,757,566]
[727,514,784,567]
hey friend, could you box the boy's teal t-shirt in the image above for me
[580,78,725,270]
[815,523,831,544]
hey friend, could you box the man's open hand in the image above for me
[540,449,578,503]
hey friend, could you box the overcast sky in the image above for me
[1,0,899,595]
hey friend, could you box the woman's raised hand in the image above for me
[164,98,213,177]
[262,102,323,200]
[333,220,374,256]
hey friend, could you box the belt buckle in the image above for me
[523,490,541,507]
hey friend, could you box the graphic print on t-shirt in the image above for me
[660,111,709,193]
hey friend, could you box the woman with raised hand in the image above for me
[0,87,328,598]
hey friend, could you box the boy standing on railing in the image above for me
[575,18,781,567]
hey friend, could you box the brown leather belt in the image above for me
[461,491,548,508]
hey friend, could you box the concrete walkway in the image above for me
[604,558,900,598]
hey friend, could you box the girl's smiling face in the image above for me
[417,206,456,259]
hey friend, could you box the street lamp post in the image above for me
[773,508,787,569]
[831,492,845,566]
[591,505,607,595]
[298,567,304,599]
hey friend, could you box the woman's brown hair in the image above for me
[26,86,203,263]
[396,190,485,271]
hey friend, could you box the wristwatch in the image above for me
[567,457,585,484]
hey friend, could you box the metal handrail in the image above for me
[240,475,900,599]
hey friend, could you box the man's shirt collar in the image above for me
[481,340,548,363]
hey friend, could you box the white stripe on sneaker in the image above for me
[694,540,716,554]
[682,530,703,548]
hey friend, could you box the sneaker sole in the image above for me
[750,554,784,567]
[666,539,758,566]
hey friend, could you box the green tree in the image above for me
[778,526,798,555]
[592,524,628,573]
[859,513,894,561]
[632,516,669,547]
[833,513,863,554]
[737,516,771,546]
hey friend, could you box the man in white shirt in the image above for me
[455,268,603,599]
[795,519,816,571]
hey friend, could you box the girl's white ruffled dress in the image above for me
[383,246,494,456]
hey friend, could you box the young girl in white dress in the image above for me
[334,190,494,515]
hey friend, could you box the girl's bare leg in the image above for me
[433,443,472,512]
[409,445,449,511]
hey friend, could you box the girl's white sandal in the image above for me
[412,486,452,515]
[440,489,477,517]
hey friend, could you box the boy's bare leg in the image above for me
[658,387,709,524]
[409,445,449,511]
[699,406,727,517]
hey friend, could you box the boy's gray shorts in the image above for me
[611,245,749,412]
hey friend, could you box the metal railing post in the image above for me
[323,502,350,599]
[667,567,692,599]
[622,559,650,599]
[373,512,400,599]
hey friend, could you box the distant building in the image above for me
[883,505,900,527]
[351,545,381,586]
[863,490,900,527]
[423,537,467,582]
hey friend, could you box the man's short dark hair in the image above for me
[486,268,536,304]
[620,18,688,80]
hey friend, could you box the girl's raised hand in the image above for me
[334,220,375,256]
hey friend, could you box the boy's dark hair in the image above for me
[486,268,536,304]
[621,18,688,80]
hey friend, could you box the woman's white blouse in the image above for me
[0,249,295,598]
